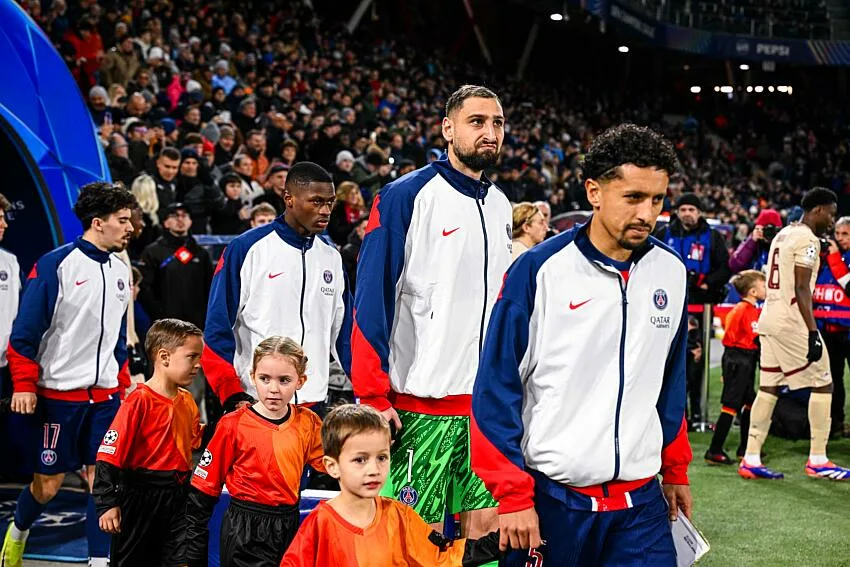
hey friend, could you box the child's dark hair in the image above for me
[145,318,203,362]
[731,269,766,297]
[322,404,390,460]
[73,182,138,229]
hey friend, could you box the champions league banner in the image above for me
[603,0,850,66]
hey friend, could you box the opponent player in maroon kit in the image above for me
[93,319,205,566]
[186,337,324,567]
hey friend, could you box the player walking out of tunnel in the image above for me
[471,124,693,566]
[2,183,137,567]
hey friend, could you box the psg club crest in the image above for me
[0,271,7,282]
[117,278,125,291]
[103,429,119,445]
[653,289,668,310]
[199,449,213,467]
[41,449,57,466]
[323,270,333,284]
[399,485,418,506]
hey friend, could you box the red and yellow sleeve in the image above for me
[96,390,142,468]
[191,413,237,497]
[280,511,319,567]
[305,412,326,473]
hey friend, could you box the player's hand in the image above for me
[828,239,839,255]
[690,346,702,362]
[381,407,402,432]
[699,283,709,290]
[11,392,37,414]
[498,507,542,552]
[663,483,693,521]
[99,507,121,534]
[807,331,824,362]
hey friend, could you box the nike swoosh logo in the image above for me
[569,299,592,310]
[442,227,460,237]
[268,272,284,279]
[75,280,88,286]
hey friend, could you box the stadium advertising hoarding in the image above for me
[604,0,850,65]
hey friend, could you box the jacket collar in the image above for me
[273,215,315,250]
[162,231,191,248]
[430,155,492,199]
[76,237,112,264]
[573,219,654,272]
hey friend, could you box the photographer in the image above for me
[813,216,850,437]
[655,193,730,426]
[727,208,783,302]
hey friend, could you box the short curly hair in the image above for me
[73,182,138,230]
[582,124,680,182]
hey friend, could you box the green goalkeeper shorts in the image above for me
[380,409,496,524]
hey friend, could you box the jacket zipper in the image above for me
[92,262,107,397]
[612,274,628,481]
[474,187,488,354]
[299,241,307,345]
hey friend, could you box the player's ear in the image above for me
[158,347,170,367]
[323,456,340,479]
[585,178,602,209]
[441,116,453,144]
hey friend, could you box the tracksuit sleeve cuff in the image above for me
[661,465,690,485]
[217,379,246,405]
[497,495,535,515]
[360,395,392,411]
[12,378,37,394]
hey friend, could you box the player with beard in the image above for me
[2,183,137,567]
[471,124,692,565]
[352,85,512,555]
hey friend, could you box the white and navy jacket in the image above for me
[202,217,352,405]
[352,157,512,415]
[0,248,21,368]
[471,223,692,514]
[9,238,130,401]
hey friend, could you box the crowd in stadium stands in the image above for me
[625,0,831,38]
[15,0,848,258]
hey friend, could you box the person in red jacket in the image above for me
[93,319,205,566]
[705,270,766,464]
[186,337,324,567]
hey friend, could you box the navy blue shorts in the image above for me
[33,396,120,474]
[505,478,676,567]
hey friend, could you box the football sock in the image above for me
[808,392,832,464]
[13,485,46,533]
[737,406,751,455]
[87,495,111,559]
[709,407,736,454]
[744,391,778,465]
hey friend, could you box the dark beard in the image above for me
[617,236,647,251]
[455,145,498,173]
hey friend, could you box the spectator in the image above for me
[309,120,343,170]
[211,59,236,95]
[142,146,181,223]
[176,148,223,234]
[211,173,250,235]
[214,126,237,167]
[101,35,139,88]
[252,163,288,215]
[535,200,559,239]
[729,208,783,274]
[107,133,136,189]
[328,181,366,247]
[340,214,368,295]
[244,130,270,182]
[511,202,547,261]
[88,85,115,127]
[333,150,356,185]
[249,203,277,228]
[232,154,265,206]
[280,139,299,167]
[124,120,151,173]
[233,97,263,136]
[352,150,392,200]
[128,173,162,259]
[397,159,417,177]
[64,17,103,91]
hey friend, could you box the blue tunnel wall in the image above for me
[0,0,111,274]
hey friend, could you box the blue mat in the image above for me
[0,484,88,563]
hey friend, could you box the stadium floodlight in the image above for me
[746,86,753,92]
[768,86,775,92]
[777,86,788,93]
[618,45,629,53]
[690,86,701,94]
[754,86,764,93]
[550,13,564,21]
[714,86,720,92]
[787,86,793,95]
[720,86,733,93]
[740,64,750,70]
